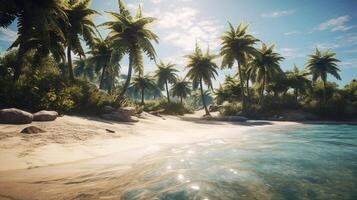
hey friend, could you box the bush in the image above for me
[141,99,194,115]
[219,101,242,116]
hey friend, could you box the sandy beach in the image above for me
[0,112,300,199]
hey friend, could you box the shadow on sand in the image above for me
[179,115,273,126]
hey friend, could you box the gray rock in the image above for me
[0,108,33,124]
[103,105,115,114]
[209,105,219,112]
[21,126,45,134]
[33,110,58,121]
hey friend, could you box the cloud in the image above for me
[146,7,223,52]
[0,28,17,42]
[284,31,301,36]
[314,42,340,49]
[150,0,192,4]
[277,48,304,59]
[340,59,357,68]
[318,15,355,32]
[261,10,294,18]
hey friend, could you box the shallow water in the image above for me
[111,124,357,200]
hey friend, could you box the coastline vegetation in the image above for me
[0,0,355,120]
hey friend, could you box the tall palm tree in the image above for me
[102,1,158,97]
[306,48,341,104]
[185,43,218,116]
[131,74,157,104]
[3,0,67,82]
[64,0,98,81]
[286,65,312,101]
[171,79,191,104]
[155,61,178,102]
[74,58,95,81]
[220,23,259,111]
[252,43,284,104]
[88,37,121,91]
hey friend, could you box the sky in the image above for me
[0,0,357,87]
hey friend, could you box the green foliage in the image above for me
[142,99,194,115]
[219,101,242,116]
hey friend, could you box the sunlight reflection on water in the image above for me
[115,124,357,200]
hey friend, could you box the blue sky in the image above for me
[1,0,356,86]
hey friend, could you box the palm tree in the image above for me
[252,43,284,104]
[171,79,191,104]
[155,61,178,102]
[88,37,121,91]
[3,0,67,82]
[74,58,95,81]
[185,43,218,116]
[102,1,158,97]
[306,48,341,104]
[286,65,312,101]
[131,74,157,104]
[220,23,259,111]
[64,0,98,81]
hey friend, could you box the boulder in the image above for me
[33,110,58,121]
[21,126,45,134]
[101,111,138,122]
[0,108,33,124]
[102,105,115,114]
[117,107,136,116]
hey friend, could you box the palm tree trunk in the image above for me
[119,54,133,97]
[200,78,210,116]
[13,44,26,82]
[246,74,250,105]
[295,88,298,102]
[165,80,170,102]
[323,80,326,105]
[180,96,183,105]
[99,65,106,90]
[141,88,145,105]
[67,45,74,81]
[260,72,266,105]
[237,61,246,111]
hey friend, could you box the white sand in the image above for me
[0,111,300,199]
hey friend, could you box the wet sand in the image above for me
[0,111,299,200]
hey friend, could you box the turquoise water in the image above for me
[117,124,357,200]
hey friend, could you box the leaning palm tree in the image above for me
[252,43,284,104]
[74,58,95,81]
[185,43,218,116]
[63,0,98,81]
[102,1,158,97]
[171,78,191,104]
[131,74,157,104]
[306,48,341,104]
[4,0,67,82]
[88,37,121,91]
[155,61,178,102]
[220,23,259,111]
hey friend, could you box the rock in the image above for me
[33,110,58,121]
[21,126,45,134]
[103,105,115,114]
[149,109,164,117]
[0,108,33,124]
[139,111,161,119]
[280,110,317,121]
[101,111,138,122]
[117,107,136,116]
[105,129,115,133]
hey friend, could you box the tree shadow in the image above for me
[179,115,273,126]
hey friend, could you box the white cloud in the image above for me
[150,0,192,4]
[277,48,304,59]
[0,28,17,42]
[284,31,301,36]
[318,15,355,32]
[146,7,223,52]
[315,42,340,49]
[340,59,357,68]
[261,10,294,18]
